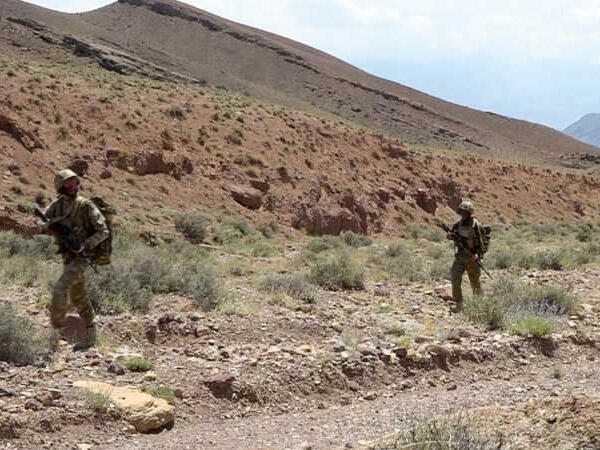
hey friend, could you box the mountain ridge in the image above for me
[1,0,597,163]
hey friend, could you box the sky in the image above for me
[23,0,600,130]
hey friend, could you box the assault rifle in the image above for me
[436,221,492,279]
[34,207,97,273]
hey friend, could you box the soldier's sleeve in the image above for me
[83,201,109,250]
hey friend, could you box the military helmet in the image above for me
[54,169,79,193]
[458,200,474,214]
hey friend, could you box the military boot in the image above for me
[73,324,97,351]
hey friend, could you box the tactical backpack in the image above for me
[479,224,492,254]
[90,196,116,265]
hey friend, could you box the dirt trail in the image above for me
[95,351,599,450]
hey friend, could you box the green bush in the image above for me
[174,213,207,244]
[575,224,593,242]
[305,236,341,254]
[258,272,316,303]
[309,253,364,290]
[90,236,221,313]
[509,316,556,337]
[0,232,54,259]
[144,385,175,404]
[124,356,153,372]
[373,241,430,282]
[340,231,372,248]
[0,303,48,365]
[250,240,279,257]
[408,224,444,242]
[534,249,565,270]
[463,277,576,331]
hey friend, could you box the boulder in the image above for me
[228,184,263,210]
[74,380,174,433]
[413,188,437,214]
[0,113,45,152]
[292,204,363,235]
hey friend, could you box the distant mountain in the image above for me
[564,114,600,148]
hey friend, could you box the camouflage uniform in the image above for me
[449,202,484,306]
[44,169,109,349]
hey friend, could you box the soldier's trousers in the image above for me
[50,258,95,328]
[451,256,482,304]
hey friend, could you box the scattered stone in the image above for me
[24,398,42,411]
[108,363,126,376]
[363,391,377,401]
[173,388,185,399]
[142,372,157,382]
[204,373,235,399]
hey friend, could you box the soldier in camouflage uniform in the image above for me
[448,201,484,310]
[44,169,109,350]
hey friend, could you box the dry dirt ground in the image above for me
[1,254,599,450]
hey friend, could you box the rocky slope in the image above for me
[1,52,600,240]
[0,0,598,163]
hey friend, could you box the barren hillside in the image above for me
[1,52,600,239]
[0,0,598,164]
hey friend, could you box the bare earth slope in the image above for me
[0,0,598,163]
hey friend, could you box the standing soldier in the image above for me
[43,169,109,350]
[448,201,484,311]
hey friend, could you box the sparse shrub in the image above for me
[175,262,221,310]
[84,389,112,415]
[305,236,341,254]
[374,241,429,283]
[166,105,185,120]
[533,248,565,270]
[174,213,207,243]
[340,231,372,248]
[309,253,365,290]
[0,303,48,365]
[250,240,279,257]
[56,126,70,141]
[575,224,593,242]
[385,412,506,450]
[88,263,152,314]
[124,356,153,372]
[144,385,175,404]
[213,220,252,245]
[257,222,277,239]
[408,224,444,242]
[551,366,563,379]
[463,277,576,331]
[10,186,23,196]
[0,232,54,259]
[509,316,556,337]
[225,129,244,145]
[258,272,316,303]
